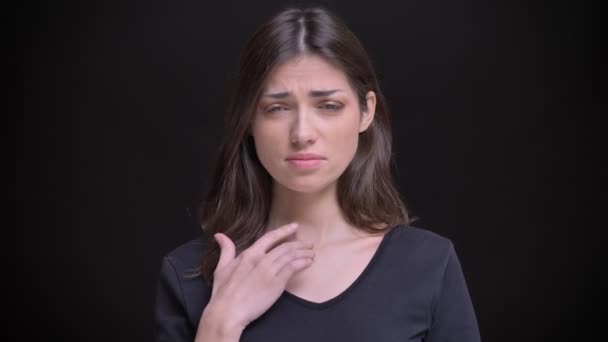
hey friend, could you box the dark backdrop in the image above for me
[17,0,591,341]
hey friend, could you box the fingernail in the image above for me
[289,223,298,230]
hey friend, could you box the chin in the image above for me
[275,177,335,195]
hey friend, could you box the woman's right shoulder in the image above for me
[156,235,212,329]
[162,235,209,273]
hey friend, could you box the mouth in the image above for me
[286,154,325,169]
[285,157,325,169]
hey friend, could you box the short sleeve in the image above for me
[425,243,481,342]
[154,256,195,342]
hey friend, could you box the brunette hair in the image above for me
[197,6,410,283]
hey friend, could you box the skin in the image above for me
[252,54,376,247]
[195,54,377,342]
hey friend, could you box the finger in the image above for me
[214,233,235,272]
[265,240,315,263]
[250,223,299,254]
[272,249,315,275]
[276,257,314,283]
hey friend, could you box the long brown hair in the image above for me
[198,6,410,284]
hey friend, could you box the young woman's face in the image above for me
[251,54,376,193]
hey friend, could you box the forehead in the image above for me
[262,54,351,91]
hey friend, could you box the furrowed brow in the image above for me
[309,89,342,97]
[263,91,291,99]
[262,89,343,99]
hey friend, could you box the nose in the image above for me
[289,109,317,146]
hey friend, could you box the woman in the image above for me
[155,6,480,342]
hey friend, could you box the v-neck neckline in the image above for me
[280,224,399,309]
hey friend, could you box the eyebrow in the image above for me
[262,89,343,99]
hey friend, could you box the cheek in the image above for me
[329,119,361,163]
[252,124,282,161]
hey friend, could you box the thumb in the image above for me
[214,233,235,271]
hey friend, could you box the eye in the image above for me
[318,102,343,111]
[266,105,289,113]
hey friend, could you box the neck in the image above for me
[267,182,360,247]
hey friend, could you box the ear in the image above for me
[359,91,376,133]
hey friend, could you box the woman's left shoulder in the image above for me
[386,224,456,261]
[390,224,453,246]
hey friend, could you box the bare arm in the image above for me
[194,306,243,342]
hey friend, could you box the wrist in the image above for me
[199,305,245,340]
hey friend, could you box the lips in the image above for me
[285,153,326,169]
[285,153,326,161]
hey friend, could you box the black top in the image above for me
[154,225,481,341]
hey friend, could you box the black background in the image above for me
[17,0,591,340]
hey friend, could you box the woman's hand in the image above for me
[201,223,315,335]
